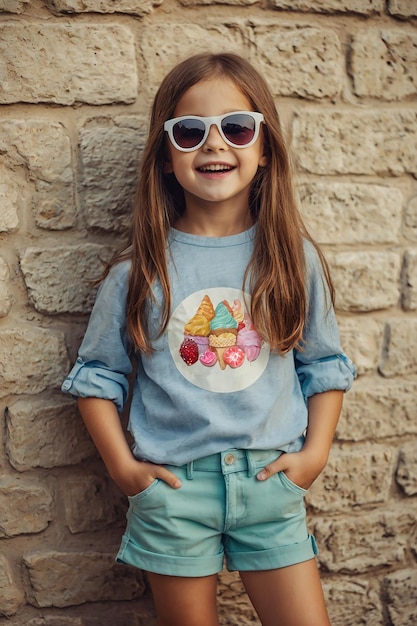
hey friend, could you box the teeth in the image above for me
[199,164,233,172]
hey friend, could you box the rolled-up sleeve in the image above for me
[61,261,133,412]
[294,243,356,398]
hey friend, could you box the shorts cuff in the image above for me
[226,534,319,572]
[116,535,224,577]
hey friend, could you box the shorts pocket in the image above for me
[127,479,162,503]
[278,471,308,496]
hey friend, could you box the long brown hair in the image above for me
[117,53,333,355]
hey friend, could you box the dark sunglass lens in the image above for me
[222,114,256,145]
[173,119,205,148]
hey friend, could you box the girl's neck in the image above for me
[174,206,254,238]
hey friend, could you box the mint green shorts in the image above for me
[116,449,318,577]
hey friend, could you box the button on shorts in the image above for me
[116,449,318,577]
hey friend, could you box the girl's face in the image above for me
[165,77,267,228]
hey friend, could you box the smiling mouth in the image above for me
[197,164,235,173]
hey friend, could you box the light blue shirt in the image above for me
[62,226,356,465]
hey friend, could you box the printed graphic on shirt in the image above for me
[168,288,270,393]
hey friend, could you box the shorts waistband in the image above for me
[183,449,283,479]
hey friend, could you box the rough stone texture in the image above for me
[20,244,113,314]
[337,316,384,376]
[299,182,403,245]
[269,0,384,13]
[0,328,69,397]
[0,120,74,230]
[250,24,343,99]
[388,0,417,17]
[379,317,417,376]
[0,555,24,617]
[79,117,145,233]
[307,444,393,513]
[383,569,417,626]
[0,164,22,232]
[46,0,161,14]
[24,551,145,607]
[0,0,29,11]
[0,23,137,105]
[0,477,53,537]
[328,251,402,312]
[351,29,417,100]
[322,578,383,626]
[314,506,417,572]
[0,256,11,317]
[339,378,417,441]
[293,110,417,176]
[402,248,417,310]
[396,440,417,496]
[139,23,246,98]
[5,395,95,471]
[62,472,124,533]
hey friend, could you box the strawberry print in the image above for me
[179,338,199,366]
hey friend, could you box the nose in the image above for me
[203,123,227,151]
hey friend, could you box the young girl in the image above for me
[62,52,355,626]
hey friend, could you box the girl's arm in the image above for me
[78,397,182,496]
[256,389,343,488]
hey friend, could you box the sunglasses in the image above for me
[164,111,265,152]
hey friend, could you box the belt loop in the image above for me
[245,450,256,477]
[186,460,194,480]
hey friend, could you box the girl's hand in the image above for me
[256,449,327,491]
[111,456,182,497]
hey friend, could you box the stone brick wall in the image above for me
[0,1,416,624]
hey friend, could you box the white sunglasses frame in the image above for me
[164,111,265,152]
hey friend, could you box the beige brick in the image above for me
[314,505,417,572]
[339,378,417,441]
[139,23,246,98]
[384,569,417,626]
[388,0,417,17]
[62,472,124,533]
[0,328,69,397]
[5,395,95,471]
[379,317,417,376]
[0,23,137,105]
[307,444,394,513]
[79,117,144,233]
[323,578,383,626]
[293,109,417,176]
[299,182,403,245]
[329,251,402,312]
[269,0,384,13]
[0,164,24,232]
[46,0,161,14]
[405,192,417,238]
[24,551,145,607]
[0,0,29,11]
[20,244,113,314]
[338,316,384,376]
[352,29,417,100]
[251,24,343,99]
[403,248,417,310]
[217,570,259,624]
[28,618,84,626]
[0,256,11,317]
[396,440,417,496]
[0,477,53,537]
[0,555,24,617]
[0,119,74,230]
[180,0,256,4]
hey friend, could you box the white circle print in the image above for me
[168,287,270,393]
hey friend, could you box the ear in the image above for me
[258,153,269,168]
